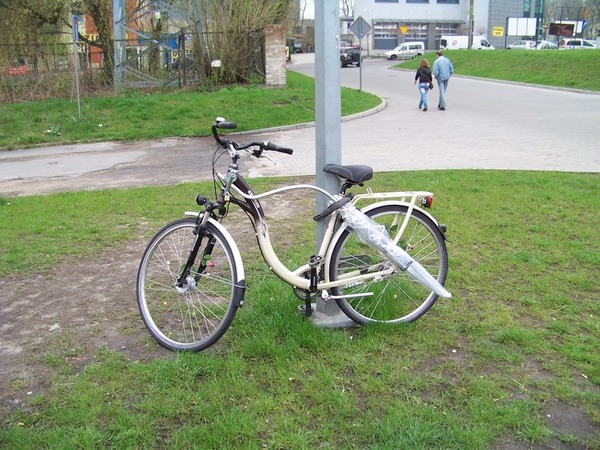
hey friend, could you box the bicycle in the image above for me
[136,118,451,351]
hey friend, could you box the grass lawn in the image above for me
[0,170,598,448]
[397,50,600,91]
[0,71,380,150]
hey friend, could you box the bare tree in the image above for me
[0,0,70,69]
[340,0,353,18]
[195,0,295,83]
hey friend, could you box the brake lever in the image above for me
[251,148,276,165]
[262,154,276,165]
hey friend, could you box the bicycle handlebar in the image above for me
[212,117,294,156]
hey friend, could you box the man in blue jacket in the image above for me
[432,51,454,111]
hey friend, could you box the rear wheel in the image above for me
[329,204,448,324]
[136,218,243,351]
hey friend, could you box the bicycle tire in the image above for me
[328,204,448,324]
[136,218,244,351]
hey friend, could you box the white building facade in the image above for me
[353,0,544,51]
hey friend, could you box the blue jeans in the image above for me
[437,78,449,108]
[418,82,430,108]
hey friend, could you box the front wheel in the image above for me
[136,218,244,351]
[329,204,448,324]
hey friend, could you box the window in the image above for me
[435,23,459,37]
[437,0,459,3]
[523,0,531,17]
[407,0,428,3]
[375,0,398,3]
[404,24,428,40]
[374,22,399,39]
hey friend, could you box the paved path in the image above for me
[1,53,598,197]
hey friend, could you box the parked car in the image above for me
[559,38,596,49]
[384,42,425,60]
[340,48,361,67]
[507,40,537,50]
[535,40,558,50]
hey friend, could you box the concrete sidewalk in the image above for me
[1,53,598,197]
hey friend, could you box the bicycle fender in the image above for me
[361,200,446,238]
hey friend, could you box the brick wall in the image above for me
[264,24,286,87]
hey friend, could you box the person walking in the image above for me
[432,51,454,111]
[414,58,433,112]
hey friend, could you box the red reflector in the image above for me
[422,196,433,208]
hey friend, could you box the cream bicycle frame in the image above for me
[208,171,437,295]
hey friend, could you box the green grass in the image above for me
[0,71,380,150]
[1,171,599,448]
[397,50,600,91]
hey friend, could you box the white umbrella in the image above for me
[339,203,451,298]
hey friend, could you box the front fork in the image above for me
[175,192,229,290]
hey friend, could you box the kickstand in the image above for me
[304,291,312,317]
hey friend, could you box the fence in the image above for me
[0,30,266,104]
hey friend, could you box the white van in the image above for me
[384,42,426,60]
[440,36,494,50]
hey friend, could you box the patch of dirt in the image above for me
[0,238,173,419]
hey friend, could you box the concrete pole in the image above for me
[112,0,126,87]
[311,0,355,328]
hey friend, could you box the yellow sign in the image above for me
[493,27,504,37]
[399,26,409,35]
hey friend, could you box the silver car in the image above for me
[535,41,558,50]
[507,40,537,50]
[559,38,596,49]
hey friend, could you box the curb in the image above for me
[231,98,387,136]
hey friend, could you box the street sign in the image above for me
[350,16,371,39]
[493,26,504,37]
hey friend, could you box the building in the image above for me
[353,0,545,51]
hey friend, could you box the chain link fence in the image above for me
[0,30,265,104]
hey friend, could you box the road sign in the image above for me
[493,26,504,37]
[399,26,409,35]
[350,16,371,39]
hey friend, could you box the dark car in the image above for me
[340,48,361,68]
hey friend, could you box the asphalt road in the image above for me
[1,53,598,197]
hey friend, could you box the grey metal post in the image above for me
[71,15,82,120]
[112,0,126,87]
[311,0,355,328]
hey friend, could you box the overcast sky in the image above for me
[303,0,315,19]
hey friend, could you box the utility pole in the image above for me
[311,0,354,328]
[468,0,475,49]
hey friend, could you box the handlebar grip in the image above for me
[216,121,237,130]
[263,141,293,154]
